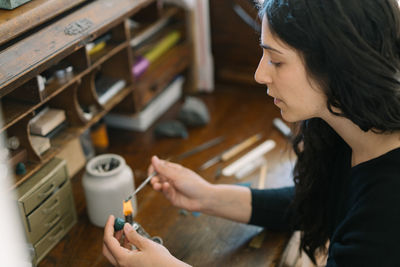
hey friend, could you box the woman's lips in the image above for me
[274,98,282,105]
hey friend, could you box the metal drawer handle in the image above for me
[49,225,64,242]
[42,198,60,215]
[45,214,61,228]
[38,183,55,199]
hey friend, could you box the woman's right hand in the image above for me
[149,156,213,212]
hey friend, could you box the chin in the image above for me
[280,111,304,123]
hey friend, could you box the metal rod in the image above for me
[175,136,225,160]
[125,171,158,202]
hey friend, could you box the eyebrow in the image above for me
[260,43,283,54]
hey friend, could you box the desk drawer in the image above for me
[18,158,68,215]
[34,207,76,263]
[27,180,73,244]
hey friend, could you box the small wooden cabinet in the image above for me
[1,0,194,264]
[16,157,77,264]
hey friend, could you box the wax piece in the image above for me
[15,162,26,175]
[179,209,189,216]
[192,211,201,217]
[154,120,188,139]
[178,96,210,127]
[114,217,125,231]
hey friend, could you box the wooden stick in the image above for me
[221,133,262,161]
[258,163,268,189]
[222,139,275,177]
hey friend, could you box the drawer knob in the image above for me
[49,226,65,242]
[38,183,56,199]
[45,214,61,228]
[42,198,60,215]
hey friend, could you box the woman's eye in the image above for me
[269,60,282,67]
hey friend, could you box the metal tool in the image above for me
[175,136,225,160]
[199,154,221,170]
[125,171,158,202]
[124,137,224,201]
[199,133,262,171]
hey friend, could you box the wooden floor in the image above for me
[40,82,295,267]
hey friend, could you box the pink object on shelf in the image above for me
[132,57,150,77]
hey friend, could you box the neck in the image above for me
[321,113,400,167]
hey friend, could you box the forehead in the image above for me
[260,16,293,54]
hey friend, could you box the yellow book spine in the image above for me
[88,41,106,56]
[144,30,181,63]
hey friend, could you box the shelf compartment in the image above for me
[129,6,181,47]
[88,21,130,66]
[39,47,89,101]
[76,71,103,123]
[46,83,86,127]
[1,77,42,132]
[133,42,191,111]
[93,48,133,107]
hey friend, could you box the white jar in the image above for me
[82,154,137,227]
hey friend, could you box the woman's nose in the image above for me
[254,56,273,85]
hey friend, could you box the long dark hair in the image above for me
[259,0,400,261]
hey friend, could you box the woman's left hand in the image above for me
[103,215,190,267]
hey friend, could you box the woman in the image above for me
[103,0,400,266]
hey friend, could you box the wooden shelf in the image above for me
[0,100,34,132]
[0,0,151,97]
[0,0,88,46]
[3,0,194,198]
[11,84,134,187]
[89,42,129,67]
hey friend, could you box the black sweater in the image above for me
[249,147,400,266]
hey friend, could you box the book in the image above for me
[30,107,66,136]
[44,120,68,139]
[129,16,171,47]
[94,75,126,105]
[132,30,181,77]
[86,33,112,55]
[30,135,51,155]
[144,30,181,63]
[105,76,184,131]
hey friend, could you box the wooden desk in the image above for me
[40,85,293,266]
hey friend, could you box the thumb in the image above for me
[123,223,149,250]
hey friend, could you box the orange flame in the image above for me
[123,200,133,216]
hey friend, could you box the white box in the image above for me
[105,76,184,131]
[30,108,66,136]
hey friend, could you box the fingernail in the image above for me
[153,156,161,164]
[124,223,133,231]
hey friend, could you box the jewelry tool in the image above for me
[199,133,262,170]
[124,136,225,202]
[222,139,276,177]
[175,136,225,160]
[125,171,158,202]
